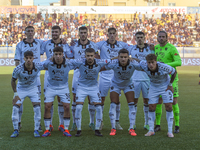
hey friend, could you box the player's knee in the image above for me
[173,97,178,105]
[149,104,156,111]
[63,103,70,111]
[134,98,138,104]
[44,103,52,111]
[165,104,172,111]
[143,98,149,104]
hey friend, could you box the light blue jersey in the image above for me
[139,60,176,87]
[70,59,110,87]
[105,60,142,88]
[41,39,73,59]
[14,39,44,63]
[12,62,44,89]
[128,44,154,81]
[71,40,98,59]
[42,58,75,90]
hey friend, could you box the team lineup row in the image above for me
[10,25,182,138]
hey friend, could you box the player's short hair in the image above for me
[79,26,88,31]
[52,25,61,31]
[25,26,34,31]
[53,46,63,53]
[158,31,168,38]
[24,51,33,57]
[108,27,116,33]
[135,31,145,36]
[85,48,95,54]
[146,54,157,61]
[118,49,129,55]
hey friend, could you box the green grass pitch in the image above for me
[0,66,199,150]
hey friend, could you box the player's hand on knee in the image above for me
[12,96,21,105]
[166,86,174,93]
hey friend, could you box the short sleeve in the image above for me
[131,61,143,71]
[105,60,117,70]
[96,41,104,50]
[12,67,19,79]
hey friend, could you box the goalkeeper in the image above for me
[154,31,182,133]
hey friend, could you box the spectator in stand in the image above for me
[66,12,70,21]
[75,11,78,20]
[52,11,57,22]
[161,12,166,20]
[195,12,199,21]
[138,12,142,23]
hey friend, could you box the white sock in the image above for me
[148,110,155,132]
[88,103,95,124]
[109,103,117,129]
[75,104,83,131]
[95,104,102,130]
[166,110,174,133]
[144,104,149,125]
[50,104,54,125]
[134,104,138,126]
[116,103,121,121]
[19,103,23,123]
[71,101,76,124]
[44,118,51,130]
[12,105,20,130]
[63,117,70,130]
[101,105,104,122]
[58,102,64,125]
[128,102,136,129]
[33,105,41,131]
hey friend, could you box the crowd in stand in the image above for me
[0,11,199,47]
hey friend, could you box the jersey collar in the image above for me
[136,43,148,49]
[23,38,37,45]
[78,39,90,46]
[106,39,117,45]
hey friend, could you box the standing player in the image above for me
[41,26,73,132]
[11,51,44,138]
[154,31,181,133]
[97,27,130,130]
[135,54,177,137]
[102,49,142,136]
[128,32,154,130]
[71,48,109,137]
[70,26,99,131]
[42,46,74,137]
[14,26,44,131]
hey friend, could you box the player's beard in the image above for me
[158,39,167,45]
[81,36,87,41]
[52,35,59,40]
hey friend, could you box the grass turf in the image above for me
[0,66,199,150]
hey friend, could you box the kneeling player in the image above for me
[70,48,109,137]
[11,51,44,138]
[137,54,177,137]
[42,46,75,137]
[102,49,142,136]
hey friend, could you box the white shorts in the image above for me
[72,69,80,94]
[76,85,101,104]
[133,81,150,99]
[16,86,41,104]
[98,73,112,97]
[148,86,173,104]
[44,87,71,103]
[110,83,134,95]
